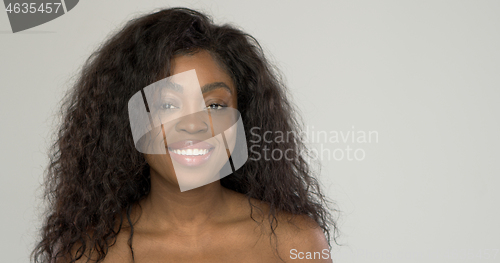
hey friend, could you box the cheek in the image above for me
[224,124,238,152]
[136,126,167,154]
[232,95,238,109]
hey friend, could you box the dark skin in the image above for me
[70,50,332,263]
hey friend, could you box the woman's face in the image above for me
[143,50,238,191]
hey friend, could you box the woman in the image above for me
[31,7,340,263]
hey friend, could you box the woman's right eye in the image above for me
[160,103,178,110]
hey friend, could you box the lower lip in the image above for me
[167,147,215,167]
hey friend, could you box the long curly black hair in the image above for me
[31,7,341,263]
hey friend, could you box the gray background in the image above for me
[1,0,499,262]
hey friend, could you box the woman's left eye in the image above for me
[206,103,226,110]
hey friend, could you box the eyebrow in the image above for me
[201,82,232,95]
[162,81,232,94]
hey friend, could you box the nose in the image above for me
[175,111,210,134]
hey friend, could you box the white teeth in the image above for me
[171,148,210,156]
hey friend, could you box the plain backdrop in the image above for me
[1,0,499,262]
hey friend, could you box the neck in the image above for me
[135,169,229,233]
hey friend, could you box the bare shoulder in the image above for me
[225,189,332,262]
[225,188,329,244]
[270,212,331,262]
[53,241,97,263]
[278,212,328,243]
[54,229,129,263]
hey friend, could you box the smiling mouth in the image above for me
[166,140,216,167]
[168,148,214,156]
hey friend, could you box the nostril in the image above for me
[175,114,210,134]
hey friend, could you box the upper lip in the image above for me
[167,140,214,150]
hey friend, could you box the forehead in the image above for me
[170,50,236,94]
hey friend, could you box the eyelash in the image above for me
[206,103,227,110]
